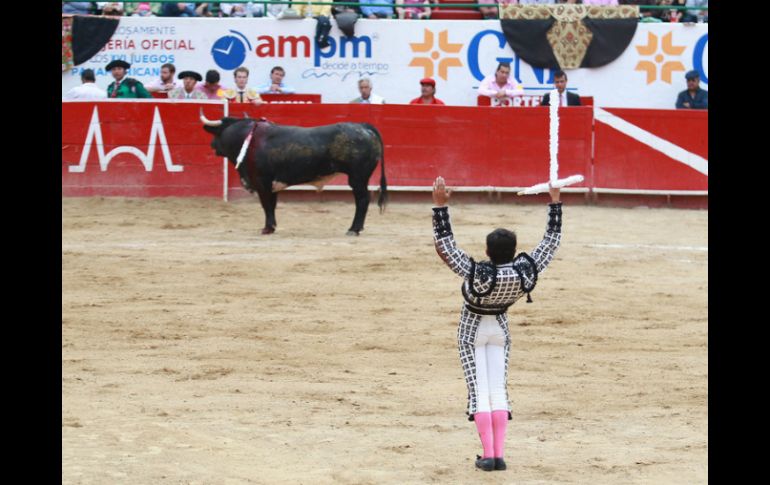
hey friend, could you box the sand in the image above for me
[62,197,707,484]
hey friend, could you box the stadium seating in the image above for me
[431,0,483,21]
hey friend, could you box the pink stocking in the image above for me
[492,410,508,458]
[473,412,494,458]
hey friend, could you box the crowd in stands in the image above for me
[62,1,708,22]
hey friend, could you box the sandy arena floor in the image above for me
[62,197,707,484]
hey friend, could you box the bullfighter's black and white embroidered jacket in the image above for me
[432,203,563,419]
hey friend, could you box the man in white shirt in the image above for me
[145,63,178,94]
[257,66,296,94]
[63,69,107,100]
[350,78,385,104]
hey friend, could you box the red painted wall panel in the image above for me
[62,101,707,197]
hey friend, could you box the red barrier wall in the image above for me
[61,101,708,200]
[62,101,226,197]
[593,108,708,192]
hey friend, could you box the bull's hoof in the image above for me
[261,227,276,235]
[346,230,360,236]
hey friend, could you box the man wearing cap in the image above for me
[105,60,151,98]
[676,70,708,110]
[196,69,226,100]
[222,66,264,105]
[168,71,208,100]
[63,69,107,100]
[410,78,445,105]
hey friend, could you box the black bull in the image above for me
[201,113,387,235]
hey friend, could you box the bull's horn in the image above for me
[243,112,250,119]
[199,108,222,127]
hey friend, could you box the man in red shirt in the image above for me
[410,78,445,105]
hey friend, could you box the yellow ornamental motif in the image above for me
[409,30,463,81]
[635,31,686,85]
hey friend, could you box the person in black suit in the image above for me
[541,70,582,107]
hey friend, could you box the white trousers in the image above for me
[473,315,508,413]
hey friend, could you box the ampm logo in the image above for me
[634,31,686,84]
[408,29,463,80]
[211,31,373,69]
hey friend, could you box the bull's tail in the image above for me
[370,125,388,214]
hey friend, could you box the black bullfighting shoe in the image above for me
[475,455,495,472]
[495,457,507,470]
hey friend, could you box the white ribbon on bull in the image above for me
[235,131,253,169]
[518,89,584,196]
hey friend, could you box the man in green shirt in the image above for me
[105,60,151,98]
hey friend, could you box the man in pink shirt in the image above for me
[477,62,524,103]
[196,70,226,100]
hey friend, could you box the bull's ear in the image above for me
[203,125,221,135]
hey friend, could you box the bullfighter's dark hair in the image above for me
[553,69,567,80]
[486,228,517,265]
[161,63,175,73]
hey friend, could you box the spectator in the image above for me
[145,63,177,94]
[98,2,125,16]
[541,70,581,106]
[332,1,360,38]
[582,0,618,4]
[196,69,226,99]
[350,78,386,104]
[683,0,707,23]
[257,66,296,94]
[195,2,215,16]
[126,2,158,16]
[62,2,93,15]
[361,0,394,19]
[477,62,525,103]
[223,66,264,105]
[265,2,293,18]
[220,2,263,17]
[634,0,663,22]
[518,0,557,4]
[657,0,680,22]
[168,71,208,100]
[63,69,107,100]
[675,70,707,109]
[105,60,152,98]
[296,2,332,17]
[410,78,445,105]
[396,0,431,20]
[478,0,501,19]
[333,0,361,16]
[160,2,197,17]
